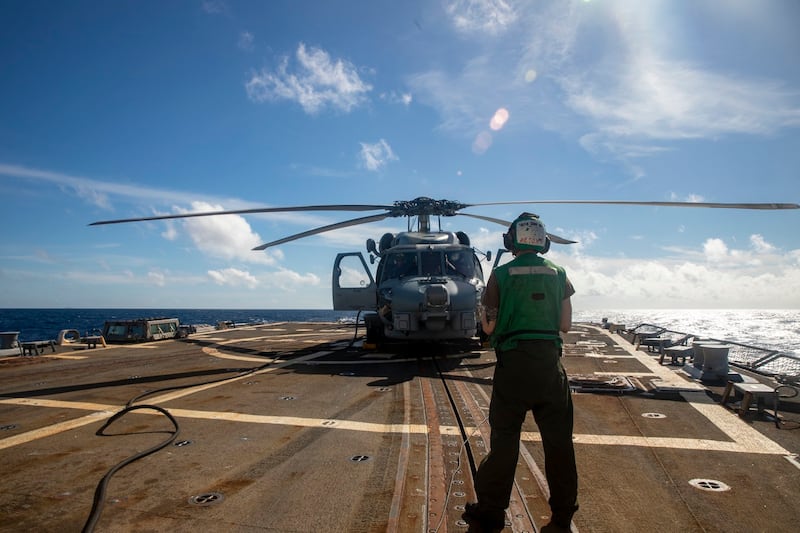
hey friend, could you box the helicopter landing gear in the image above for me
[363,313,384,349]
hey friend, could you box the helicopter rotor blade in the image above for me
[462,200,800,210]
[252,213,392,251]
[89,203,395,226]
[458,213,578,244]
[458,213,511,226]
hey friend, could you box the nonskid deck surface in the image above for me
[0,322,798,532]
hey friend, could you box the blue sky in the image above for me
[1,0,799,310]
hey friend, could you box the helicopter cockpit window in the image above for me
[420,251,443,276]
[445,250,474,278]
[383,252,418,280]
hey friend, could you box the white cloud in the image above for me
[147,271,166,287]
[703,238,729,263]
[208,267,259,288]
[412,2,800,164]
[446,0,518,36]
[175,201,279,265]
[380,91,413,106]
[245,43,372,114]
[358,139,398,171]
[750,234,775,254]
[560,232,800,308]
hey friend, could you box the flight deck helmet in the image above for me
[503,212,550,254]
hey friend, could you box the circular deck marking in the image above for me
[173,440,193,447]
[350,454,371,462]
[689,479,730,492]
[189,492,224,506]
[642,412,667,419]
[1,424,18,431]
[279,396,295,401]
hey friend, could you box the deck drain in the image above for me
[189,492,224,506]
[279,396,295,401]
[322,420,337,426]
[689,479,730,492]
[173,440,193,447]
[1,424,18,431]
[378,387,391,392]
[642,412,667,419]
[350,455,372,462]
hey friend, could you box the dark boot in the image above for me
[463,502,505,532]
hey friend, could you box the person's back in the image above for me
[464,213,578,532]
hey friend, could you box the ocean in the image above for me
[0,308,797,356]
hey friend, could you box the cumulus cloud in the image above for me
[358,139,398,171]
[560,233,799,308]
[175,201,278,265]
[245,43,372,114]
[208,267,259,288]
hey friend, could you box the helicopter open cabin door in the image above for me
[332,252,377,311]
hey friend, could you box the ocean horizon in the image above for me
[1,307,797,356]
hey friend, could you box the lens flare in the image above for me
[489,107,510,131]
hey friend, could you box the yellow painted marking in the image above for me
[1,395,794,459]
[203,352,278,363]
[0,407,115,450]
[582,353,635,359]
[43,354,89,360]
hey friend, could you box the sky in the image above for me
[1,0,799,311]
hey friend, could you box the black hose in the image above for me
[81,405,180,533]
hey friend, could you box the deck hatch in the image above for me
[189,492,225,506]
[689,479,731,492]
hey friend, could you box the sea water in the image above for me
[0,308,797,355]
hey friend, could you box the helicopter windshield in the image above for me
[383,251,419,279]
[381,249,479,281]
[444,250,475,278]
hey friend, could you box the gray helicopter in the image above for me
[91,196,798,346]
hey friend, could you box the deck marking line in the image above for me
[386,380,413,532]
[0,408,115,450]
[148,349,333,404]
[3,396,794,457]
[680,391,791,455]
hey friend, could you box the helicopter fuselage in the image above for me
[332,231,486,343]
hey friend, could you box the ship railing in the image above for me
[624,323,799,382]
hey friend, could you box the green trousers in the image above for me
[474,339,578,524]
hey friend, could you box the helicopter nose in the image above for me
[425,285,449,308]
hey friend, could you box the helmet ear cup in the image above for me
[503,231,514,252]
[541,237,551,254]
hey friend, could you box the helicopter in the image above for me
[91,196,799,347]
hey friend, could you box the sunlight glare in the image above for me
[489,107,510,131]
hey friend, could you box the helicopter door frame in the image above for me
[332,252,377,311]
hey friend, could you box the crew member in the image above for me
[464,213,578,532]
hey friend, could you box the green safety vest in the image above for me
[492,253,566,351]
